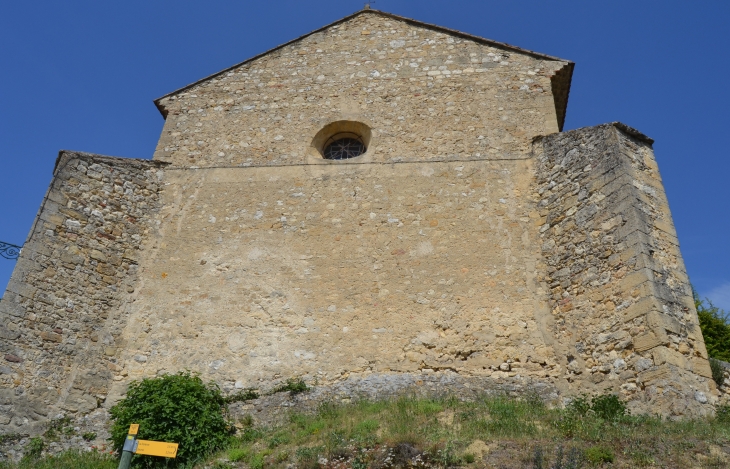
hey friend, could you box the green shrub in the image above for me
[695,291,730,362]
[352,451,368,469]
[590,394,627,421]
[109,371,231,468]
[275,451,289,463]
[585,446,614,464]
[567,393,627,421]
[567,395,591,416]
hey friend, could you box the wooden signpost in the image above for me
[117,424,179,469]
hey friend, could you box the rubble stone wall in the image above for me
[112,158,563,401]
[153,12,569,168]
[0,151,166,436]
[535,123,714,416]
[0,124,717,458]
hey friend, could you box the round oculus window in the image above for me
[323,133,367,160]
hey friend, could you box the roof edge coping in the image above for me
[611,122,654,145]
[54,150,169,175]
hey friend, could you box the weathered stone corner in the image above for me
[1,152,166,435]
[535,123,715,416]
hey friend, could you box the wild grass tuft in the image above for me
[0,449,117,469]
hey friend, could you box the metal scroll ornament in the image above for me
[0,242,21,260]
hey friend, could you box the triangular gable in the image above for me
[154,9,574,130]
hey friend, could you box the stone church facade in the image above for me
[0,9,716,438]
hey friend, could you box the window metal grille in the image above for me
[323,133,367,160]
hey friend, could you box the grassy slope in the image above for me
[3,395,730,468]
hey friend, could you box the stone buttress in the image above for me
[0,151,166,436]
[535,123,714,416]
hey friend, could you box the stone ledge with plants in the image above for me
[2,370,730,468]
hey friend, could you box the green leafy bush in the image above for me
[567,394,627,421]
[590,394,628,421]
[109,371,231,468]
[696,291,730,362]
[566,395,591,416]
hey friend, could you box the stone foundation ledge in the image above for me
[229,371,562,427]
[2,369,718,460]
[0,408,112,462]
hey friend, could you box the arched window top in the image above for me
[323,133,367,160]
[311,121,372,161]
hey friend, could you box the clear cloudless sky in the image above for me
[1,1,728,309]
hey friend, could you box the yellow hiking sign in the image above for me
[117,424,178,469]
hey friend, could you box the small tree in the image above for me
[695,290,730,362]
[109,371,231,468]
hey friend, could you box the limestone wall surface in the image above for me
[0,124,716,454]
[114,158,561,400]
[0,151,166,435]
[534,123,715,416]
[153,11,569,168]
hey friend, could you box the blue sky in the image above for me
[1,1,728,310]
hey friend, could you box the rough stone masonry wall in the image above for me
[0,151,165,437]
[112,158,563,401]
[535,123,715,417]
[153,12,569,168]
